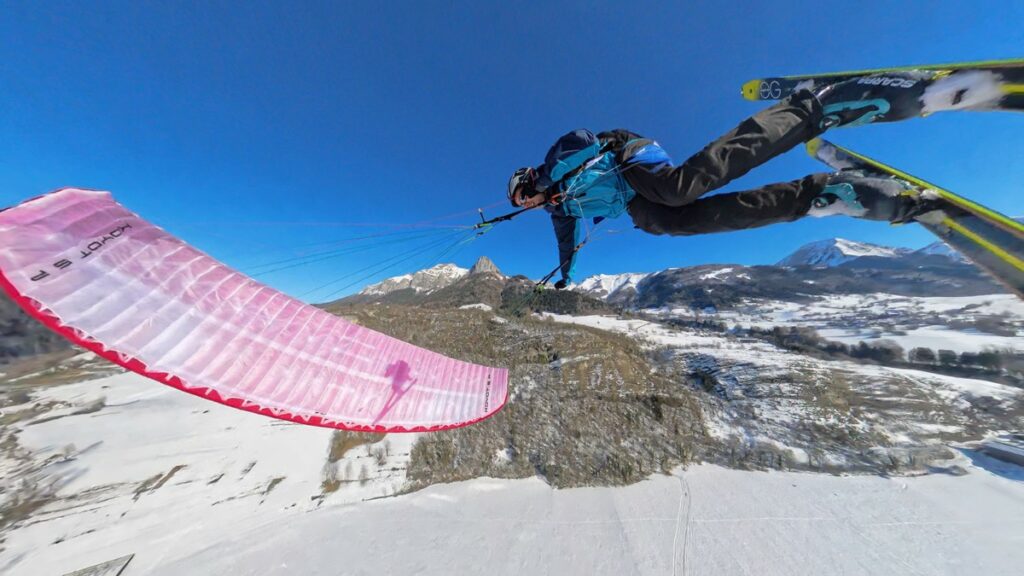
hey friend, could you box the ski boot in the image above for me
[814,71,932,130]
[808,170,941,223]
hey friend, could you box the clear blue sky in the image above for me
[2,1,1022,300]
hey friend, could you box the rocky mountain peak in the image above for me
[469,256,501,275]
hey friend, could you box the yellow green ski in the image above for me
[808,138,1024,298]
[742,57,1024,113]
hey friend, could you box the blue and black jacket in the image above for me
[536,129,673,283]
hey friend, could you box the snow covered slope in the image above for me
[0,367,417,575]
[149,463,1024,576]
[3,365,1022,575]
[777,238,910,267]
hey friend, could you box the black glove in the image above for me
[553,279,569,290]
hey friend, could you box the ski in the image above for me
[808,138,1024,239]
[808,138,1024,298]
[742,57,1024,114]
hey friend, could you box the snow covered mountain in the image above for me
[343,232,990,311]
[356,257,506,299]
[777,238,911,267]
[576,273,651,295]
[573,258,1001,312]
[359,263,469,296]
[916,239,969,262]
[574,272,652,304]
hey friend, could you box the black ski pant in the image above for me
[626,90,831,236]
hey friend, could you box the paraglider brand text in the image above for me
[482,374,492,412]
[30,224,133,281]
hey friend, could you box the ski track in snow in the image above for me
[671,473,692,576]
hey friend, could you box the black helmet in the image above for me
[507,166,537,206]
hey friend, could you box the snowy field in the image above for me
[674,293,1024,355]
[818,324,1021,354]
[2,366,1022,575]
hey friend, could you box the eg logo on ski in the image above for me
[759,80,782,99]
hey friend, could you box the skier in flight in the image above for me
[507,75,942,289]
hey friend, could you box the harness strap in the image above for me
[544,139,619,206]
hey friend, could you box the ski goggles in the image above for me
[507,167,537,206]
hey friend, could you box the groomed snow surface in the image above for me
[3,369,1023,575]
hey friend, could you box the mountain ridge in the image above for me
[777,238,910,267]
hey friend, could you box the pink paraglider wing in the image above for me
[0,188,508,432]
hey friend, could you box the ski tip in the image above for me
[741,79,761,101]
[805,137,824,158]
